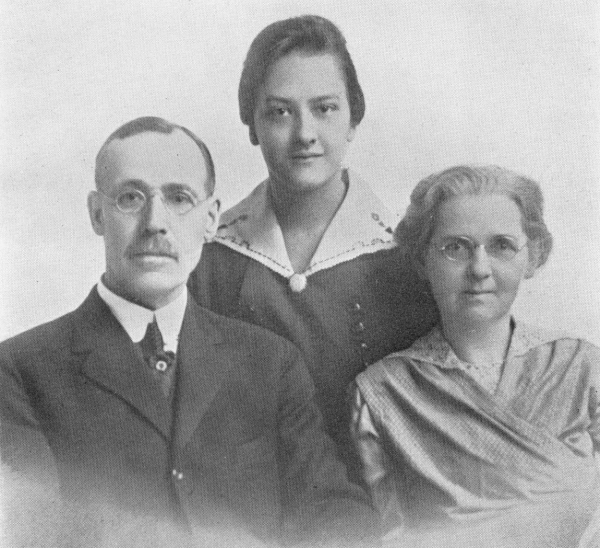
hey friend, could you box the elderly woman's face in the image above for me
[424,194,532,328]
[252,51,355,194]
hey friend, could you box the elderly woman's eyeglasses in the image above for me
[434,236,527,262]
[99,187,200,216]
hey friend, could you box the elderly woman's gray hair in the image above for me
[395,165,553,272]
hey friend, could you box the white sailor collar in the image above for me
[213,170,398,286]
[393,319,569,370]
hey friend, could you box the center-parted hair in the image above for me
[239,15,365,145]
[395,165,553,272]
[95,116,216,195]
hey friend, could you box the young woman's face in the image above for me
[252,52,355,194]
[424,194,533,328]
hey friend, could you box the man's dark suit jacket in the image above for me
[0,288,374,547]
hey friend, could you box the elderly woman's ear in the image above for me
[525,240,541,279]
[413,254,430,281]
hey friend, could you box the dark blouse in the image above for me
[189,172,438,480]
[189,244,437,478]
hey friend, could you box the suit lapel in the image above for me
[73,289,173,438]
[173,300,230,448]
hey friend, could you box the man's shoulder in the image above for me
[0,309,79,361]
[0,290,99,361]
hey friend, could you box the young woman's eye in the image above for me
[317,104,338,115]
[267,106,290,117]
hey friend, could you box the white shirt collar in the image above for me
[213,169,399,279]
[97,279,187,353]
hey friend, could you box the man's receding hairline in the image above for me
[95,128,211,191]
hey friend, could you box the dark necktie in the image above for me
[139,317,176,397]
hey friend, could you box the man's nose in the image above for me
[469,245,493,279]
[142,193,169,233]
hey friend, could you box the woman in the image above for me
[190,15,437,476]
[352,165,600,547]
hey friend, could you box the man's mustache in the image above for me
[127,238,178,259]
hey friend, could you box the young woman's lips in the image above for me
[291,153,322,160]
[135,252,176,258]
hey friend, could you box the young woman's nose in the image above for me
[295,109,317,145]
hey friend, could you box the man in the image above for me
[0,117,374,547]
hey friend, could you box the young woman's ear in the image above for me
[249,126,259,146]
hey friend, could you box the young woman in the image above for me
[190,15,437,477]
[352,165,600,547]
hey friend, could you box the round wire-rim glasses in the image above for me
[98,187,201,216]
[433,235,528,262]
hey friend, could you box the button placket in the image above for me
[170,465,194,495]
[171,468,184,481]
[351,301,370,367]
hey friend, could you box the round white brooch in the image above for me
[289,273,308,293]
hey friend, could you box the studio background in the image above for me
[1,0,599,343]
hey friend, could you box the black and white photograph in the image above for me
[1,1,599,546]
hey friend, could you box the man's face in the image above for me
[88,130,219,310]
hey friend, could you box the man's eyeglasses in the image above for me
[99,187,200,216]
[433,236,527,262]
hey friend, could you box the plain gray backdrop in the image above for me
[1,0,599,343]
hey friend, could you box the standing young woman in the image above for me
[189,15,437,476]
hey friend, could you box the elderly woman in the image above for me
[190,14,436,478]
[352,165,600,547]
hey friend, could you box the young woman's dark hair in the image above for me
[238,15,365,144]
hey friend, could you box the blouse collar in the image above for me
[395,320,568,370]
[212,170,398,280]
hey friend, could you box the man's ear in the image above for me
[203,198,221,242]
[88,191,105,236]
